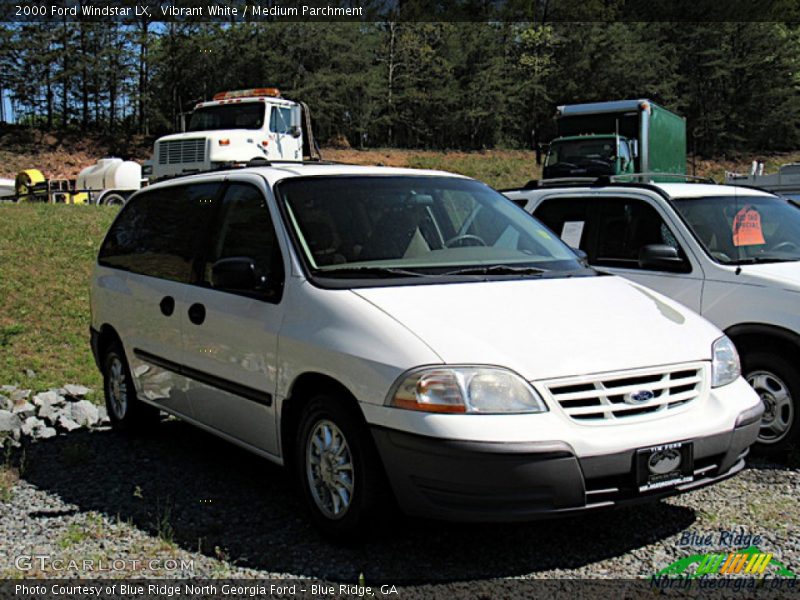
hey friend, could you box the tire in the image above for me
[295,394,389,540]
[101,193,126,206]
[742,352,800,454]
[102,341,160,431]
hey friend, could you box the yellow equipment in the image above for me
[14,169,46,202]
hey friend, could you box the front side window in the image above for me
[202,183,284,300]
[98,183,219,282]
[618,140,631,163]
[672,194,800,264]
[269,107,293,134]
[277,176,585,283]
[535,196,687,271]
[591,198,683,269]
[188,102,265,131]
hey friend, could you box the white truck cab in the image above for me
[147,88,304,181]
[505,181,800,452]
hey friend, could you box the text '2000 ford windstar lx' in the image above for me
[90,164,763,537]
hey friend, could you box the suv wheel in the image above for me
[295,395,387,539]
[743,352,799,452]
[103,341,160,431]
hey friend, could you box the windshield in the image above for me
[546,139,617,168]
[672,194,800,264]
[188,102,265,131]
[277,176,583,279]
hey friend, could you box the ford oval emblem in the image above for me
[625,389,655,405]
[648,449,682,475]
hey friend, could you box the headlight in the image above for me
[388,367,547,414]
[711,336,740,388]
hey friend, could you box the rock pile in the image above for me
[0,385,108,447]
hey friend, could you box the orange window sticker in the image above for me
[732,205,766,246]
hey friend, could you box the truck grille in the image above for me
[157,139,206,165]
[542,363,706,422]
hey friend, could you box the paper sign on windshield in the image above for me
[561,221,585,247]
[732,206,766,246]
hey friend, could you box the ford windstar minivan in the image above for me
[90,164,762,536]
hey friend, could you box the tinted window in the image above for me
[202,183,284,300]
[98,183,219,282]
[591,198,682,269]
[535,197,591,249]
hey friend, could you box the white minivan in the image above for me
[90,165,762,536]
[505,181,800,453]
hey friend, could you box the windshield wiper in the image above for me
[316,266,429,278]
[442,265,547,276]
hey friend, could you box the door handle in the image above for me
[188,303,206,325]
[159,296,175,316]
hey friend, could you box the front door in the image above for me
[181,180,285,454]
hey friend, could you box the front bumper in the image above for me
[371,418,760,522]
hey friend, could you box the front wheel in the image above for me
[743,352,799,453]
[295,395,388,539]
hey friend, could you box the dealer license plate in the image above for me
[636,441,694,492]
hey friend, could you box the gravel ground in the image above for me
[0,417,798,587]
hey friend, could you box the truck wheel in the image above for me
[102,341,160,431]
[101,193,126,206]
[743,352,799,453]
[295,394,388,540]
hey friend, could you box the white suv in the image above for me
[90,165,761,536]
[505,181,800,453]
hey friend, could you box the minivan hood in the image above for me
[738,261,800,290]
[352,276,720,381]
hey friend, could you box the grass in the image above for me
[57,513,106,549]
[324,147,541,189]
[0,204,117,391]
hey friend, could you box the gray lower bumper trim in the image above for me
[370,419,760,522]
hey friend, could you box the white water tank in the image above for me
[77,158,141,191]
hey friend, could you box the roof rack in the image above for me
[610,172,716,184]
[517,176,612,190]
[507,173,715,191]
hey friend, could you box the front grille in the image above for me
[157,138,206,165]
[543,363,706,423]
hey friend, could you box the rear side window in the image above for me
[98,183,219,282]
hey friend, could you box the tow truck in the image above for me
[144,87,320,182]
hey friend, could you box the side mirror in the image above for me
[211,257,260,291]
[290,106,302,138]
[571,247,588,261]
[630,140,639,158]
[638,244,688,272]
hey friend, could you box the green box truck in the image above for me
[542,99,686,180]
